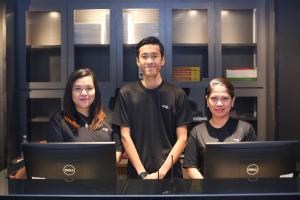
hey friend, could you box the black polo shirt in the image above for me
[47,111,122,152]
[183,117,256,172]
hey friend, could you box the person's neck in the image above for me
[209,116,230,129]
[141,74,163,89]
[76,108,89,117]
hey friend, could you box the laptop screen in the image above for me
[23,142,116,181]
[204,140,299,178]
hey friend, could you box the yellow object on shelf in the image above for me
[173,66,201,82]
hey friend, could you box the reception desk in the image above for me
[1,170,300,199]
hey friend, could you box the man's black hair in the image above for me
[136,36,164,58]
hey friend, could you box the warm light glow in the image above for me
[188,10,198,17]
[221,10,229,16]
[127,14,134,44]
[101,10,110,44]
[253,9,257,43]
[49,12,60,18]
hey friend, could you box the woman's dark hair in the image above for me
[63,68,105,131]
[136,36,164,58]
[207,77,235,98]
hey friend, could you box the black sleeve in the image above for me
[112,88,130,127]
[175,88,193,127]
[112,124,123,152]
[183,128,200,168]
[47,112,64,142]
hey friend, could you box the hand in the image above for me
[145,171,166,180]
[144,172,160,179]
[9,167,27,179]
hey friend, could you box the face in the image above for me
[206,84,235,119]
[72,76,95,113]
[136,44,165,78]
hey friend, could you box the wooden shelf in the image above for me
[173,43,208,47]
[29,116,50,123]
[74,44,109,47]
[222,43,257,47]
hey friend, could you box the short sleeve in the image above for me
[47,112,64,142]
[175,88,193,127]
[245,124,257,141]
[112,88,130,127]
[183,128,200,168]
[112,124,123,152]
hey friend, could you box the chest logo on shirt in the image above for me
[161,105,170,110]
[102,127,109,132]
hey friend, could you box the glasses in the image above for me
[209,96,231,104]
[72,87,94,95]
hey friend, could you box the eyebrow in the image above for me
[141,52,159,55]
[210,95,230,98]
[73,84,94,87]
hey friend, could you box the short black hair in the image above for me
[136,36,164,58]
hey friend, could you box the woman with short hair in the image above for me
[183,77,256,179]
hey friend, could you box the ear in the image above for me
[206,95,209,107]
[136,57,141,68]
[231,96,236,107]
[161,56,165,66]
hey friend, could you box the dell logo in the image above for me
[63,165,76,176]
[246,164,259,176]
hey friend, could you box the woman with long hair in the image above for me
[11,68,122,179]
[47,68,122,161]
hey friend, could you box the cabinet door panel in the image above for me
[73,9,112,84]
[121,8,160,83]
[215,0,266,87]
[25,3,68,89]
[165,2,215,87]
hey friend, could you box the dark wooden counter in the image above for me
[1,170,300,200]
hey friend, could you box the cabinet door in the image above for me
[165,2,215,87]
[215,0,266,87]
[233,89,266,140]
[19,90,64,142]
[68,3,116,88]
[116,3,164,86]
[25,3,68,89]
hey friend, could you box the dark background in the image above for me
[275,0,300,140]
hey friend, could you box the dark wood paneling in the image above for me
[276,0,300,139]
[0,0,6,170]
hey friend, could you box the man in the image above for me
[113,36,192,179]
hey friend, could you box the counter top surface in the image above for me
[1,170,300,199]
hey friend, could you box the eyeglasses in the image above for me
[72,87,94,95]
[209,96,231,104]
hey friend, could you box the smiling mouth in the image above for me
[145,66,155,69]
[214,109,225,112]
